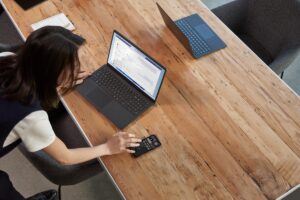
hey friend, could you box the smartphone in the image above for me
[131,134,161,158]
[277,184,300,200]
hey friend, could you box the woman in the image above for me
[0,26,141,200]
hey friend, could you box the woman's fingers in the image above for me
[74,70,91,86]
[128,133,136,138]
[126,138,142,143]
[106,132,141,155]
[74,70,92,86]
[126,149,135,153]
[126,143,140,148]
[75,79,84,85]
[112,132,142,154]
[76,70,91,80]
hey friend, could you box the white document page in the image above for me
[31,13,75,31]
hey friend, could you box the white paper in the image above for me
[31,13,75,31]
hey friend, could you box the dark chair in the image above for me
[18,103,103,200]
[0,6,24,52]
[211,0,300,77]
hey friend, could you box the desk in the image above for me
[2,0,300,199]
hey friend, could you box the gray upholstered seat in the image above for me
[212,0,300,75]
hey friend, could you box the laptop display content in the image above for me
[76,31,166,129]
[108,33,165,101]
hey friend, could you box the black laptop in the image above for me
[157,3,226,59]
[276,184,300,200]
[76,31,166,129]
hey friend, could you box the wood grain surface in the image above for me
[2,0,300,199]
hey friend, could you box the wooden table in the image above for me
[2,0,300,199]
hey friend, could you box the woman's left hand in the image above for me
[75,70,91,85]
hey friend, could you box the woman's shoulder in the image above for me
[20,110,49,125]
[0,98,43,124]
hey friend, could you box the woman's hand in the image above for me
[57,69,91,93]
[75,69,91,85]
[103,132,142,155]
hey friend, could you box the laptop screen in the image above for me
[108,32,166,100]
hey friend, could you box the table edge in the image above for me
[60,97,126,200]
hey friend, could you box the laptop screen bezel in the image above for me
[106,30,167,102]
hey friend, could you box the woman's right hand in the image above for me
[103,132,142,155]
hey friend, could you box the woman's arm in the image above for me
[50,71,141,165]
[43,132,141,165]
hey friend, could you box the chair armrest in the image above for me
[211,0,248,33]
[18,144,102,185]
[0,43,23,53]
[17,103,103,186]
[269,46,300,75]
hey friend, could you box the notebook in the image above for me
[31,13,75,31]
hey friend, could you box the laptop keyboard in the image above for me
[91,67,151,115]
[175,19,211,57]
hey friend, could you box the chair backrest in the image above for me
[244,0,300,58]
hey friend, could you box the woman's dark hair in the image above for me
[0,26,83,109]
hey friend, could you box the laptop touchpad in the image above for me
[87,89,113,108]
[194,24,215,40]
[103,102,133,129]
